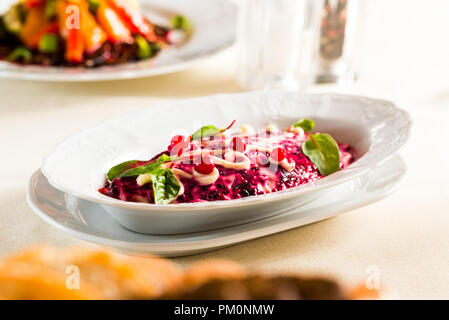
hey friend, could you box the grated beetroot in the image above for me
[99,131,355,204]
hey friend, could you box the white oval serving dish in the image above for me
[41,92,411,234]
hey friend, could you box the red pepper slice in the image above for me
[57,1,85,63]
[43,22,59,34]
[25,0,46,9]
[97,1,133,43]
[106,0,157,42]
[66,27,84,63]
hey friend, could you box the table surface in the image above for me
[1,0,448,299]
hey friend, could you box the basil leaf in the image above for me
[293,118,315,132]
[151,168,181,205]
[191,120,236,141]
[107,154,171,180]
[191,125,222,141]
[302,133,340,176]
[107,160,141,181]
[120,154,171,178]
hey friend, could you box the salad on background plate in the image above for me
[0,0,190,67]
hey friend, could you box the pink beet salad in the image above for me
[99,119,355,204]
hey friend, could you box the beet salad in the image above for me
[99,119,355,204]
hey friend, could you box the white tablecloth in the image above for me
[0,0,448,299]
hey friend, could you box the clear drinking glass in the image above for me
[237,0,362,90]
[237,0,311,90]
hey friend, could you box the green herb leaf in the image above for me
[191,125,221,141]
[302,133,340,176]
[107,160,141,181]
[107,155,180,204]
[170,15,191,32]
[119,154,171,178]
[151,168,181,205]
[45,0,57,19]
[39,33,59,53]
[191,120,236,141]
[107,155,172,181]
[135,35,152,59]
[6,47,32,63]
[292,118,315,132]
[87,0,101,13]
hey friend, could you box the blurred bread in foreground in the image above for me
[0,245,182,300]
[162,275,347,300]
[0,245,379,300]
[182,259,247,288]
[165,261,379,300]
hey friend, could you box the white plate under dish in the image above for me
[0,0,236,82]
[28,155,406,257]
[40,92,411,234]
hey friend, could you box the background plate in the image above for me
[0,0,236,81]
[28,155,406,257]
